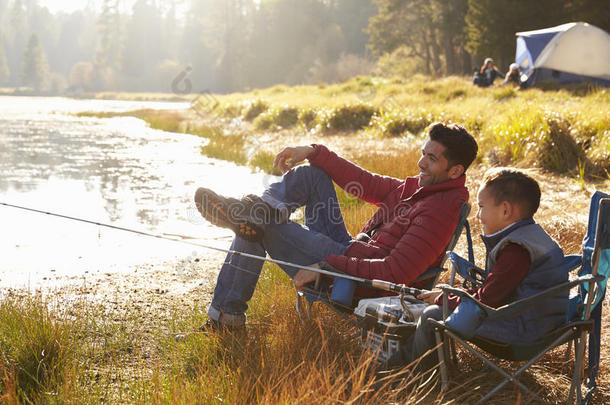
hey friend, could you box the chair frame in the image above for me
[431,197,610,404]
[295,202,473,324]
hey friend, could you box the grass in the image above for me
[2,197,608,403]
[203,75,609,177]
[78,75,609,179]
[44,74,610,403]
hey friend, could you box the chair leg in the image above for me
[434,328,448,392]
[295,292,311,324]
[564,339,573,373]
[569,331,587,405]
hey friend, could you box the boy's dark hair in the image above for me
[428,122,478,171]
[482,168,541,218]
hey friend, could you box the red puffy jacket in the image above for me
[308,144,469,286]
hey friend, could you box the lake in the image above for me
[0,96,276,288]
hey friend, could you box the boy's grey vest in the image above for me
[475,219,567,344]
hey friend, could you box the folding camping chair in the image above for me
[295,201,473,324]
[430,191,610,404]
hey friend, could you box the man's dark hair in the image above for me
[428,122,478,171]
[482,168,541,218]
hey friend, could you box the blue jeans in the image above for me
[410,305,445,371]
[207,165,353,326]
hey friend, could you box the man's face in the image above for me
[417,139,453,187]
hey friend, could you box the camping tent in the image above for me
[515,22,610,88]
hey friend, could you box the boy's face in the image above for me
[417,139,459,187]
[477,186,509,235]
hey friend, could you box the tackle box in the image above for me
[354,296,427,364]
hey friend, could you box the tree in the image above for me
[94,0,122,89]
[367,0,471,75]
[68,61,94,90]
[332,0,377,56]
[465,0,571,69]
[0,35,10,85]
[6,0,27,85]
[21,33,49,90]
[121,0,163,78]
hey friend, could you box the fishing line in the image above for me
[0,201,424,296]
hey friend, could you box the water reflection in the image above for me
[0,96,277,287]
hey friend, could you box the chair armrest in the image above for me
[478,275,601,321]
[438,274,602,321]
[436,284,495,316]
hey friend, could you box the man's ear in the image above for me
[448,164,465,179]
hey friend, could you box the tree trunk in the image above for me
[443,35,456,75]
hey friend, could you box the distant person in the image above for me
[473,58,503,87]
[401,168,567,372]
[503,63,522,87]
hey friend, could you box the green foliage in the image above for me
[243,99,269,121]
[21,34,49,90]
[0,297,75,402]
[539,115,586,173]
[200,133,247,165]
[249,150,282,175]
[374,46,425,78]
[81,74,610,179]
[299,108,317,130]
[0,38,10,85]
[492,86,517,101]
[317,104,377,132]
[464,0,609,68]
[254,105,299,130]
[370,110,431,137]
[367,0,470,75]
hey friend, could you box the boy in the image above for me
[407,168,567,371]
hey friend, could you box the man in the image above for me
[194,122,478,331]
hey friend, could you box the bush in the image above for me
[374,46,425,78]
[243,99,269,121]
[371,110,431,137]
[253,106,299,131]
[216,102,243,118]
[539,116,586,174]
[317,104,377,132]
[299,109,317,130]
[253,112,275,130]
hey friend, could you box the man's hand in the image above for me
[273,146,314,174]
[293,263,320,290]
[417,289,442,304]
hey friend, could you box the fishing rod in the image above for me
[0,201,425,297]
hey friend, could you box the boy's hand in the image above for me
[417,289,442,304]
[273,146,314,174]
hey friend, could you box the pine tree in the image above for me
[0,35,10,85]
[21,33,49,90]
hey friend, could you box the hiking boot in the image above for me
[194,188,288,242]
[242,194,290,224]
[194,187,264,242]
[174,319,246,341]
